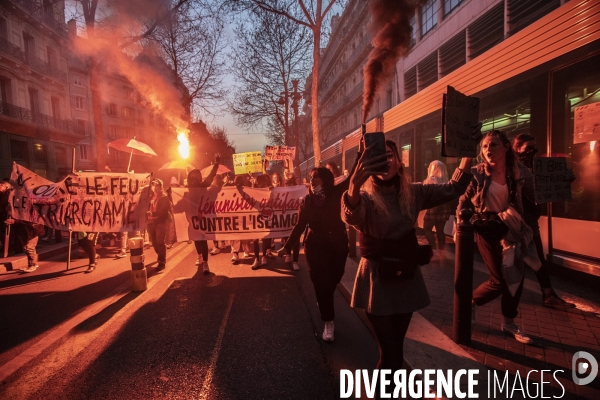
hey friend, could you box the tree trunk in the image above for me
[89,56,106,171]
[311,25,321,166]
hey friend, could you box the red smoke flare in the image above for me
[362,0,424,123]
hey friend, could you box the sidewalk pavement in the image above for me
[0,238,70,272]
[338,243,600,399]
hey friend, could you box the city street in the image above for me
[0,243,378,399]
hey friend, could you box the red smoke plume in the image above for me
[362,0,424,123]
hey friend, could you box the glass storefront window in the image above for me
[552,54,600,222]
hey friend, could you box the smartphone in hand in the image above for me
[364,132,387,172]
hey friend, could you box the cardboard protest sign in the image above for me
[533,157,572,204]
[9,163,151,232]
[265,145,296,160]
[442,86,479,157]
[574,101,600,144]
[232,151,263,175]
[171,185,308,241]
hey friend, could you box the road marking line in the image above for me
[199,293,234,400]
[0,242,192,388]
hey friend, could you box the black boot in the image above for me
[542,288,575,309]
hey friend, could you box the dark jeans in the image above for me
[473,233,524,319]
[79,233,98,265]
[366,312,413,371]
[423,219,446,250]
[13,225,39,266]
[305,233,348,321]
[148,223,167,264]
[194,240,209,260]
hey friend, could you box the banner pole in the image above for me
[72,147,76,173]
[67,229,72,270]
[127,149,133,173]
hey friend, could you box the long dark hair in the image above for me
[309,167,334,196]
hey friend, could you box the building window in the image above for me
[33,143,47,163]
[443,0,463,18]
[10,140,28,160]
[0,17,7,40]
[79,145,88,160]
[28,88,39,114]
[47,46,57,68]
[108,103,118,116]
[420,0,437,38]
[55,147,67,165]
[124,127,133,138]
[23,33,35,58]
[410,15,417,47]
[0,76,11,103]
[122,106,133,119]
[72,74,84,86]
[123,86,134,100]
[75,96,85,110]
[108,125,118,139]
[76,119,87,134]
[51,97,60,119]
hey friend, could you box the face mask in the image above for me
[311,184,323,194]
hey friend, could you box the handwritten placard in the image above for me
[533,157,572,204]
[442,86,479,157]
[574,101,600,144]
[265,146,296,160]
[232,151,263,175]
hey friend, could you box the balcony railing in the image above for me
[0,101,82,135]
[25,53,68,82]
[0,37,26,62]
[11,0,67,37]
[0,38,68,83]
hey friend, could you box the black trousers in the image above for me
[79,233,98,265]
[147,223,167,264]
[473,233,524,319]
[366,312,413,371]
[305,233,348,321]
[194,240,208,260]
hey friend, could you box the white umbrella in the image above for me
[107,138,157,172]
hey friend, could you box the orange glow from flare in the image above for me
[178,132,190,159]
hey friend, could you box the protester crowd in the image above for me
[2,129,579,387]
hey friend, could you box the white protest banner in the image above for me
[533,157,572,204]
[171,185,308,241]
[264,145,296,160]
[9,163,151,232]
[232,151,263,175]
[574,101,600,144]
[442,85,479,157]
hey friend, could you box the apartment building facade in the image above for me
[0,0,83,181]
[302,0,600,274]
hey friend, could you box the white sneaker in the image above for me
[261,256,267,266]
[231,252,240,264]
[22,264,38,273]
[116,251,127,259]
[322,321,334,342]
[195,256,202,266]
[251,258,260,270]
[292,262,299,271]
[284,254,291,263]
[266,250,276,259]
[202,262,210,275]
[210,247,220,255]
[501,323,533,345]
[243,251,251,258]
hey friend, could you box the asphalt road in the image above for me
[0,242,378,399]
